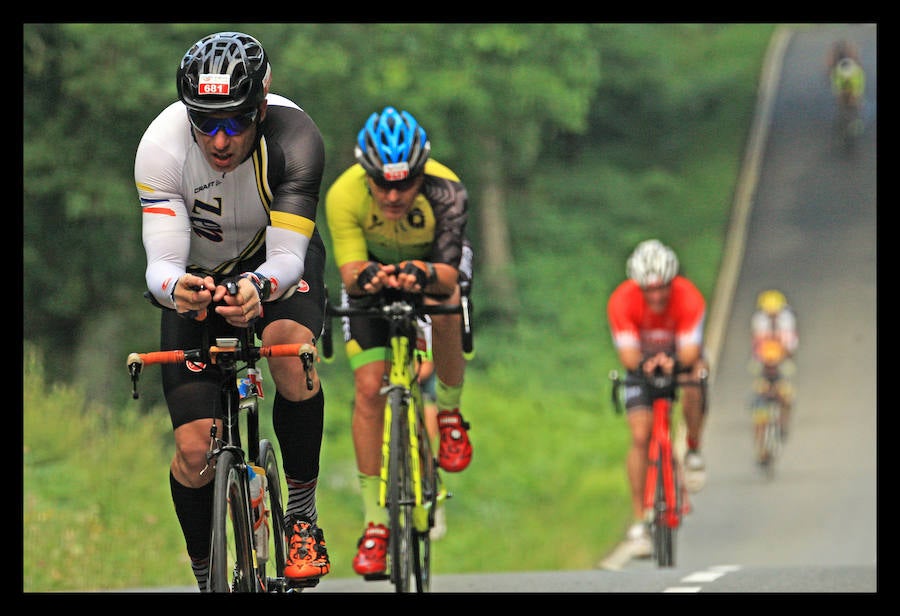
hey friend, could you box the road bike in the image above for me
[750,339,791,479]
[609,363,707,567]
[127,284,319,593]
[833,92,863,154]
[321,284,473,592]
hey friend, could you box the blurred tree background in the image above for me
[23,23,776,588]
[24,23,770,404]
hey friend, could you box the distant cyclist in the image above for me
[324,106,475,577]
[750,290,798,440]
[607,239,709,557]
[827,40,865,132]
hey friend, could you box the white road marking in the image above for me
[682,571,726,582]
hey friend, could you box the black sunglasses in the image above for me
[371,173,422,192]
[188,109,259,136]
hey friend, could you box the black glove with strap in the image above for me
[399,260,436,288]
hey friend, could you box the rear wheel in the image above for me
[208,450,257,592]
[411,395,434,592]
[257,440,286,591]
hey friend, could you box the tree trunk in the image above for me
[476,135,519,320]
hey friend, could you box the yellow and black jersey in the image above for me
[325,159,469,269]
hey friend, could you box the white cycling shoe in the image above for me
[626,522,652,558]
[684,451,707,493]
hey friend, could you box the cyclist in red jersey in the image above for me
[607,239,709,557]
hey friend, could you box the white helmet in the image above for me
[836,57,859,79]
[627,239,679,287]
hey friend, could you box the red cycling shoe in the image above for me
[352,523,389,576]
[437,409,472,472]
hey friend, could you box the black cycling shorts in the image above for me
[160,242,326,429]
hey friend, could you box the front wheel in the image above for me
[387,388,415,592]
[208,449,257,592]
[762,403,782,479]
[652,451,676,567]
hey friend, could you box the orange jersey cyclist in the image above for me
[134,31,331,589]
[750,289,798,440]
[324,106,474,578]
[607,239,709,557]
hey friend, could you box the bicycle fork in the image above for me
[644,399,679,528]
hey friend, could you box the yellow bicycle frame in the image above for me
[377,332,427,509]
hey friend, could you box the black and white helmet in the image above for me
[177,32,271,112]
[626,239,679,287]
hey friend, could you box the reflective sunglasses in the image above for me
[640,282,672,293]
[188,109,259,136]
[370,173,422,192]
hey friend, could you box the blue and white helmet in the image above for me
[627,239,679,287]
[354,106,431,181]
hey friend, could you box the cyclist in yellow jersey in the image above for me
[831,56,866,109]
[828,39,866,132]
[325,106,474,577]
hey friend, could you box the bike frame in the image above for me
[128,293,317,593]
[644,395,679,530]
[323,287,472,592]
[753,370,784,477]
[610,365,706,567]
[378,322,429,510]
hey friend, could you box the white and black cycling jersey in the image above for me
[135,93,325,308]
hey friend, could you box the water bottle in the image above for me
[248,465,269,562]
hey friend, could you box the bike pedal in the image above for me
[363,572,390,581]
[285,577,321,589]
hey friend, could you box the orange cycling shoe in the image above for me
[437,409,472,472]
[352,523,389,576]
[284,515,331,579]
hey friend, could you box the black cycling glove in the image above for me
[356,262,381,290]
[400,261,434,288]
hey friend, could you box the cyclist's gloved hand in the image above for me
[171,273,214,321]
[398,260,435,291]
[214,273,268,328]
[356,262,383,293]
[640,352,675,375]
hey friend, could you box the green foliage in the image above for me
[23,342,194,591]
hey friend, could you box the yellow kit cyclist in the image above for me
[324,106,474,577]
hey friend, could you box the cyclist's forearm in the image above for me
[675,345,702,370]
[617,347,643,372]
